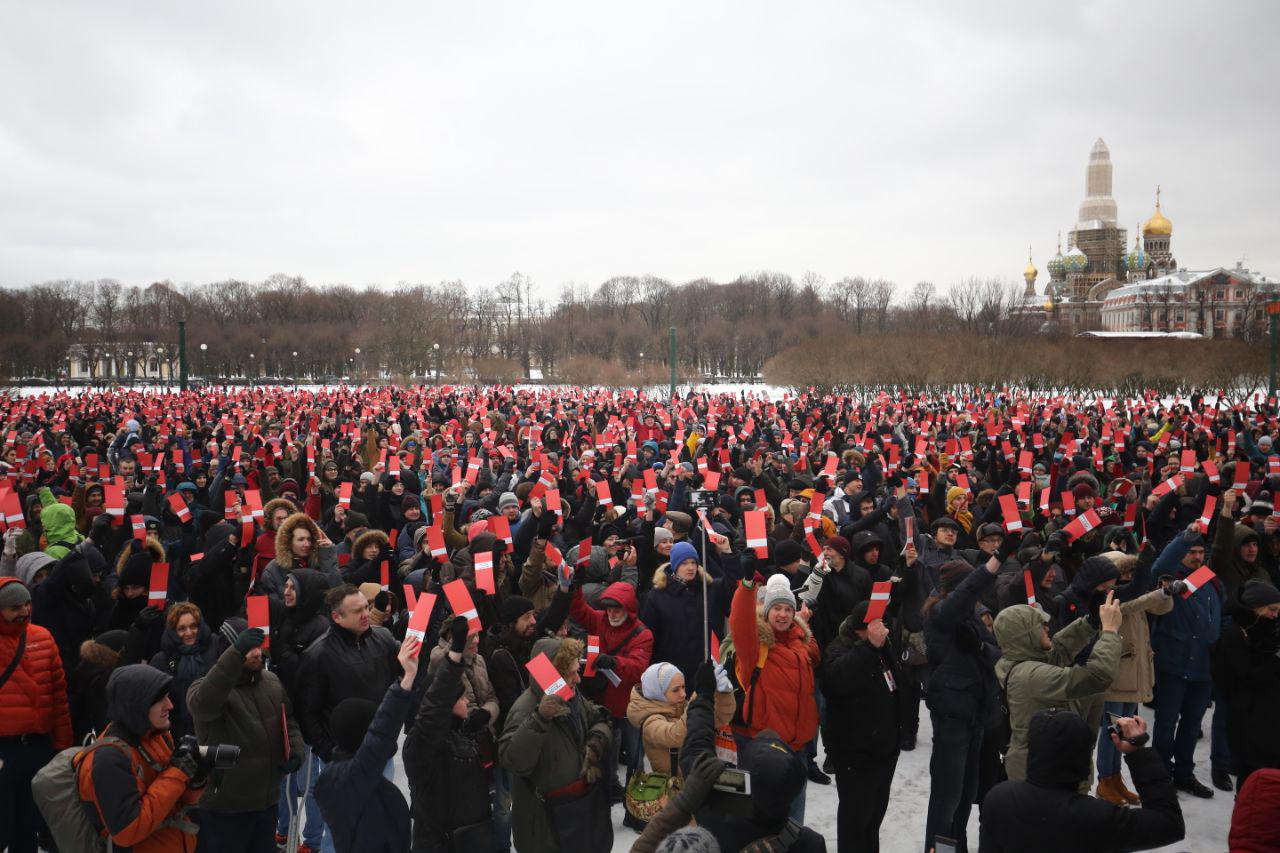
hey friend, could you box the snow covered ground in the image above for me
[385,703,1232,853]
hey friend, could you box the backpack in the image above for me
[32,734,133,853]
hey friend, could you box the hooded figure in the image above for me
[1211,581,1280,789]
[269,569,333,701]
[258,512,340,600]
[185,522,242,634]
[1212,520,1269,596]
[568,580,653,719]
[31,543,103,671]
[76,665,202,853]
[498,636,614,853]
[40,499,83,559]
[676,662,826,853]
[993,604,1120,784]
[1049,553,1120,634]
[979,709,1184,853]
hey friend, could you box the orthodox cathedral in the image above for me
[1018,139,1273,337]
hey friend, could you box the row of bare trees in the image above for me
[0,271,1257,385]
[764,334,1269,402]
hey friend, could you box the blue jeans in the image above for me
[276,747,323,848]
[1211,686,1231,772]
[491,766,513,851]
[1152,675,1213,781]
[608,716,643,795]
[1095,701,1138,778]
[924,713,983,853]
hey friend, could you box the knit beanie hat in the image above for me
[1072,482,1096,501]
[330,697,378,755]
[640,662,683,702]
[653,527,675,549]
[939,559,973,592]
[498,492,519,511]
[656,826,721,853]
[774,539,805,567]
[762,573,796,614]
[0,578,31,608]
[824,535,852,560]
[401,494,420,513]
[1241,579,1280,609]
[499,595,535,624]
[668,542,699,574]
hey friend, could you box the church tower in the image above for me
[1077,138,1119,227]
[1023,247,1038,297]
[1142,187,1176,274]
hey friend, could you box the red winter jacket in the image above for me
[569,582,653,718]
[1230,768,1280,852]
[0,577,73,749]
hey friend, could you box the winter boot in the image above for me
[1095,774,1128,805]
[1212,768,1233,791]
[1113,774,1141,805]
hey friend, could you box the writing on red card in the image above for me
[526,652,574,699]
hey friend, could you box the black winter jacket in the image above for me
[979,710,1184,852]
[923,567,1002,727]
[819,616,901,758]
[298,623,400,761]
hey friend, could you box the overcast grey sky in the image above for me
[2,1,1276,298]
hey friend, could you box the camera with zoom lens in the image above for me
[178,735,241,770]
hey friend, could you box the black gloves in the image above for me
[169,736,202,780]
[234,627,266,656]
[278,753,303,775]
[694,660,717,698]
[134,606,164,631]
[538,509,556,539]
[593,653,617,672]
[673,753,726,812]
[463,707,491,734]
[449,615,469,653]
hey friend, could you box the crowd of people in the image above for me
[1,382,1278,853]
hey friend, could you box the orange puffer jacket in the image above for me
[728,580,820,751]
[0,578,72,750]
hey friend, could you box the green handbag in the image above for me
[624,748,681,821]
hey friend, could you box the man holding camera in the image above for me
[76,664,205,853]
[187,618,304,853]
[978,710,1185,852]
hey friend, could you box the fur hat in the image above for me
[939,559,973,592]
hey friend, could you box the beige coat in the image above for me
[427,631,501,732]
[1105,588,1173,703]
[625,686,735,775]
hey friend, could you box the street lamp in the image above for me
[248,353,255,384]
[354,347,361,384]
[292,351,299,388]
[199,343,208,383]
[432,343,440,382]
[126,351,134,387]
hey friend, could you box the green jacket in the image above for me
[187,645,304,813]
[1212,521,1269,597]
[994,607,1120,782]
[39,488,82,559]
[497,637,612,853]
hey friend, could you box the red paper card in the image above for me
[526,652,574,699]
[443,579,481,634]
[474,551,495,595]
[147,562,169,608]
[744,510,768,559]
[246,595,271,649]
[1181,565,1217,598]
[865,581,892,623]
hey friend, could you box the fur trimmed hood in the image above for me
[114,536,165,574]
[275,512,323,567]
[754,605,812,649]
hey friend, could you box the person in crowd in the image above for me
[921,556,1001,853]
[76,664,205,852]
[671,661,827,852]
[148,602,219,739]
[1149,524,1222,798]
[405,617,495,851]
[0,576,73,853]
[270,570,333,853]
[260,513,341,599]
[727,572,820,822]
[187,620,304,852]
[498,636,613,853]
[1228,768,1280,853]
[626,660,736,776]
[993,591,1122,785]
[1212,579,1280,792]
[819,600,901,853]
[314,635,419,853]
[297,584,399,764]
[978,709,1185,852]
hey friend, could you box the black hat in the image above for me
[1240,580,1280,609]
[932,517,962,535]
[939,559,972,592]
[774,539,805,567]
[119,549,154,589]
[330,697,378,755]
[977,522,1005,540]
[499,595,536,624]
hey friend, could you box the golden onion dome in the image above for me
[1143,187,1172,236]
[1023,247,1037,281]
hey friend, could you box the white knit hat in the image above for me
[762,573,796,614]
